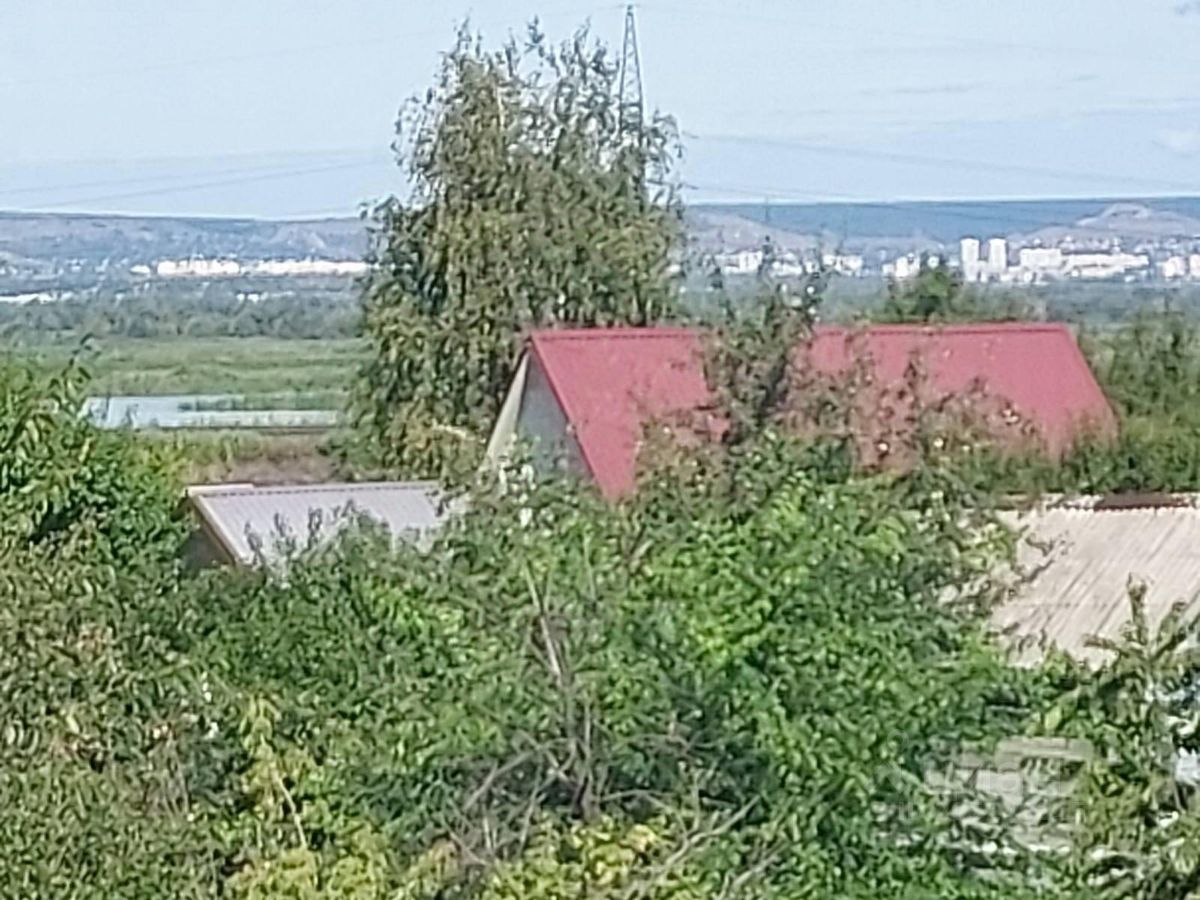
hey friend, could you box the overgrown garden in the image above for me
[4,21,1200,900]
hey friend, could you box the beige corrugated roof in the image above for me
[994,497,1200,664]
[187,481,446,567]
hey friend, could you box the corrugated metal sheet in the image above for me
[525,324,1114,497]
[995,498,1200,663]
[187,481,445,566]
[86,395,339,430]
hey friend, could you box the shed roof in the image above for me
[995,496,1200,664]
[186,481,445,566]
[527,324,1114,497]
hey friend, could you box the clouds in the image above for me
[1176,1,1200,14]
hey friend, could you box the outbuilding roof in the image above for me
[525,323,1114,497]
[996,496,1200,664]
[186,481,445,566]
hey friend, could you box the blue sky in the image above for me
[3,0,1200,217]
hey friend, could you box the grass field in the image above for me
[7,336,367,396]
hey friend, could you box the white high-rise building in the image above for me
[960,238,981,282]
[987,238,1008,276]
[961,238,980,265]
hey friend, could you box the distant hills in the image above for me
[0,212,367,267]
[1018,203,1200,246]
[697,197,1200,246]
[6,197,1200,288]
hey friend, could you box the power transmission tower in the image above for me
[617,4,644,136]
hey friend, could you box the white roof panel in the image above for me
[188,481,445,566]
[995,497,1200,664]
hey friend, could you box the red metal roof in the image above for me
[528,323,1115,498]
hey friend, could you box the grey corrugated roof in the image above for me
[187,481,445,566]
[994,497,1200,664]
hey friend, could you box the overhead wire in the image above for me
[2,1,1194,220]
[678,178,1184,236]
[684,132,1200,196]
[26,157,390,212]
[0,151,387,199]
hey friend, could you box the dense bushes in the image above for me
[0,361,219,897]
[0,358,184,566]
[0,352,1057,897]
[8,320,1200,895]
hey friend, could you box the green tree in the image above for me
[878,260,1031,324]
[1048,588,1200,899]
[0,361,223,898]
[355,23,683,478]
[1093,311,1200,422]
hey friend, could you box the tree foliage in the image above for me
[0,360,218,897]
[0,346,1058,898]
[356,23,683,478]
[877,261,1033,324]
[963,312,1200,495]
[1044,588,1200,899]
[0,285,360,340]
[13,18,1200,900]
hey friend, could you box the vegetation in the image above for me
[355,24,683,478]
[152,429,343,485]
[8,303,1200,896]
[875,261,1035,324]
[0,282,360,341]
[10,336,365,396]
[10,20,1200,900]
[0,350,1044,898]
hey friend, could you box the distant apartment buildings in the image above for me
[961,238,1008,282]
[713,249,864,278]
[133,258,370,279]
[959,237,1150,283]
[1158,254,1200,281]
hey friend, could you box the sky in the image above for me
[4,0,1200,218]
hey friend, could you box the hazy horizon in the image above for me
[5,1,1200,217]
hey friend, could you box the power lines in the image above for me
[677,177,1197,237]
[2,2,1195,220]
[0,152,386,200]
[14,156,390,213]
[684,132,1200,196]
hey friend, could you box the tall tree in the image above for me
[879,259,976,323]
[356,23,683,477]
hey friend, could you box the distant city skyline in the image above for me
[3,0,1200,217]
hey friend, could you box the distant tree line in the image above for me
[0,282,361,341]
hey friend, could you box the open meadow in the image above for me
[5,335,366,396]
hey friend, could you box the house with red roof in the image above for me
[485,323,1116,498]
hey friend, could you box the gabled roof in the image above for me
[996,496,1200,664]
[186,481,445,566]
[527,323,1115,497]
